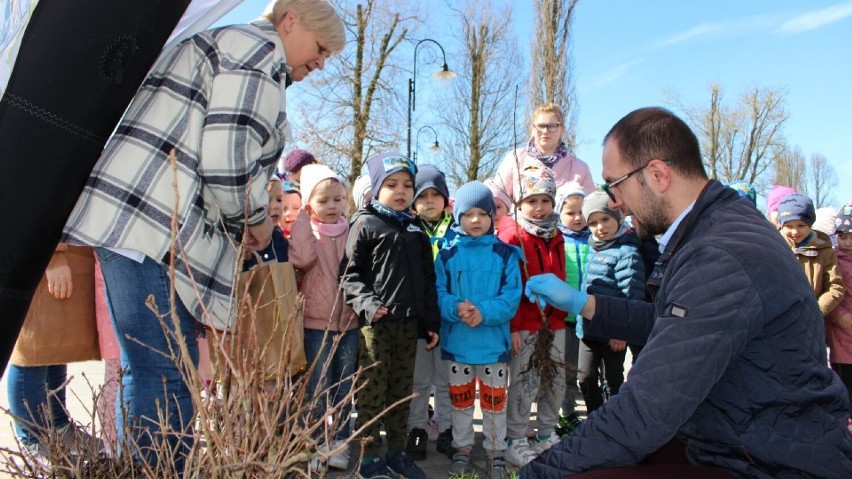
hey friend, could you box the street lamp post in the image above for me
[413,125,441,164]
[407,38,455,162]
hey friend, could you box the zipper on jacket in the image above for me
[534,244,545,272]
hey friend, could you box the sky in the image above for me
[218,0,852,206]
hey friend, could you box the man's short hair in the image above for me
[603,107,708,181]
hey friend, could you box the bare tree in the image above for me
[773,145,807,192]
[528,0,580,151]
[807,152,837,207]
[295,0,415,188]
[672,84,789,187]
[439,0,524,186]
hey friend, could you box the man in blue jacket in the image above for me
[523,107,852,478]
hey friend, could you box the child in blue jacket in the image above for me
[577,191,645,413]
[435,181,523,479]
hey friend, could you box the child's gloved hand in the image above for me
[524,273,588,314]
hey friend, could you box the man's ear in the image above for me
[647,158,672,193]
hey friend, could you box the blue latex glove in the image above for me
[524,273,589,315]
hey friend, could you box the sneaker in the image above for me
[448,448,472,477]
[55,423,103,455]
[426,418,440,441]
[436,428,455,457]
[386,451,426,479]
[359,456,394,478]
[485,455,511,479]
[532,432,561,455]
[405,428,428,460]
[555,412,583,437]
[505,437,536,467]
[23,442,52,473]
[327,440,350,470]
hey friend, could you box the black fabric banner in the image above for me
[0,0,191,371]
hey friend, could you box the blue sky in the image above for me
[219,0,852,205]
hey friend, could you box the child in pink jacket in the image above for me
[828,204,852,410]
[289,164,357,471]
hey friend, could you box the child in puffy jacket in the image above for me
[577,191,645,414]
[435,181,522,479]
[288,164,357,471]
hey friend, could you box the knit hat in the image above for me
[813,207,838,236]
[299,164,345,203]
[582,190,622,224]
[453,181,495,235]
[777,193,816,227]
[555,181,586,215]
[352,174,372,210]
[366,151,417,199]
[414,164,450,207]
[766,185,797,217]
[282,149,317,174]
[484,178,512,211]
[515,158,556,202]
[727,180,757,205]
[835,204,852,234]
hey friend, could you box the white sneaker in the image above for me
[505,437,537,467]
[327,440,350,470]
[532,432,561,455]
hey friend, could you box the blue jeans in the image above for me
[304,328,358,441]
[6,364,70,445]
[96,249,199,470]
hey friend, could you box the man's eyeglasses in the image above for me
[533,122,561,132]
[601,159,671,201]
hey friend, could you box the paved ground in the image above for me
[0,359,612,478]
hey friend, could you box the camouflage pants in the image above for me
[356,319,418,456]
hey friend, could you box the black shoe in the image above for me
[405,428,428,461]
[436,428,455,457]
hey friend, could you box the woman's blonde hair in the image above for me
[265,0,346,55]
[531,103,565,125]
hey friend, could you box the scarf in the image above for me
[589,222,631,251]
[527,137,568,168]
[312,216,349,237]
[520,212,560,239]
[370,199,415,225]
[558,224,591,240]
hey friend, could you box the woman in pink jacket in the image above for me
[288,163,357,471]
[493,103,595,203]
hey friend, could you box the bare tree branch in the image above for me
[528,0,580,151]
[439,0,524,187]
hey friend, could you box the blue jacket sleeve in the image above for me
[475,250,523,327]
[435,252,463,324]
[521,246,763,478]
[615,246,646,301]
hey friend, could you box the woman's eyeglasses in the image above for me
[533,122,561,132]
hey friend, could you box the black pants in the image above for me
[832,362,852,407]
[578,338,626,413]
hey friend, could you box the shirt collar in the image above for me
[658,201,695,253]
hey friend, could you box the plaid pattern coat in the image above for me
[63,20,291,330]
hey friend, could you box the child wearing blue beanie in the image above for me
[434,181,522,479]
